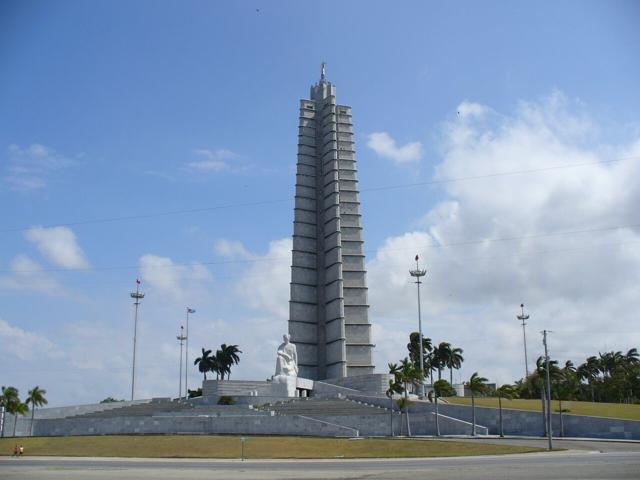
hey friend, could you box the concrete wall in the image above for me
[310,413,488,437]
[434,402,640,440]
[18,410,484,438]
[202,380,276,398]
[29,414,357,437]
[347,396,640,440]
[324,374,394,395]
[1,399,153,437]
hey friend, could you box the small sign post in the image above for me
[240,436,248,461]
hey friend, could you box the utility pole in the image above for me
[517,304,530,378]
[542,329,553,451]
[177,326,186,401]
[130,279,145,401]
[409,255,427,397]
[184,308,195,399]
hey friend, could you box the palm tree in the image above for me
[577,356,599,402]
[407,332,433,375]
[217,344,242,380]
[398,358,421,436]
[447,346,464,385]
[599,351,624,379]
[194,348,213,380]
[496,384,518,437]
[26,386,47,436]
[466,372,489,436]
[434,342,452,381]
[0,386,19,437]
[386,363,403,437]
[12,401,28,437]
[625,348,639,365]
[535,356,560,435]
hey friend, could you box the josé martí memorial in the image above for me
[5,67,640,440]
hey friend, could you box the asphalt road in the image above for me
[1,438,638,480]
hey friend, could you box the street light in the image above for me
[542,329,553,451]
[409,254,427,398]
[517,304,530,379]
[184,307,195,399]
[177,326,187,401]
[130,279,145,401]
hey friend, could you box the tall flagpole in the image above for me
[409,255,427,398]
[130,279,145,401]
[184,307,195,399]
[177,326,186,400]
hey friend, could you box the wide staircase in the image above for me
[68,397,390,419]
[266,397,390,416]
[69,400,195,418]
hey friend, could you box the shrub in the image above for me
[434,379,456,397]
[217,395,235,405]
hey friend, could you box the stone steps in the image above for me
[268,398,389,416]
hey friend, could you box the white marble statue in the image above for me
[274,334,298,377]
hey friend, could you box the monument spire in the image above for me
[289,68,374,380]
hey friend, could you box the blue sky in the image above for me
[1,1,639,406]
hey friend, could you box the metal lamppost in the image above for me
[409,254,427,397]
[177,326,186,401]
[517,304,530,379]
[542,329,553,450]
[184,308,195,399]
[130,279,145,401]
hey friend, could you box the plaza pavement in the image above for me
[0,437,638,479]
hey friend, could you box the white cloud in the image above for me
[186,148,238,172]
[0,318,63,360]
[220,238,291,319]
[139,254,213,303]
[456,101,490,120]
[25,226,90,269]
[0,254,65,295]
[367,92,640,385]
[214,239,254,260]
[367,132,423,164]
[3,143,76,191]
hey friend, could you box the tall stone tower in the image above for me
[288,64,374,380]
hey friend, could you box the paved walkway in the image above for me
[1,437,638,479]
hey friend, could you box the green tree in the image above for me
[386,362,404,437]
[466,372,489,436]
[576,356,600,402]
[0,386,19,437]
[434,342,452,381]
[194,348,214,380]
[12,401,28,437]
[433,379,456,397]
[216,344,242,380]
[535,356,560,435]
[447,346,464,385]
[397,358,421,437]
[26,386,47,436]
[407,332,432,378]
[496,384,518,437]
[99,397,124,404]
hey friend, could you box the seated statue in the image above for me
[274,334,298,377]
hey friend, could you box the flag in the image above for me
[415,254,419,261]
[136,278,141,285]
[187,308,196,314]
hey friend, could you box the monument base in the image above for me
[202,377,314,400]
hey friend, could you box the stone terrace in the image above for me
[266,398,390,416]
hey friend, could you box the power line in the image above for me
[2,223,638,274]
[1,155,636,234]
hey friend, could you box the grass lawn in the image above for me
[0,435,543,459]
[444,397,640,420]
